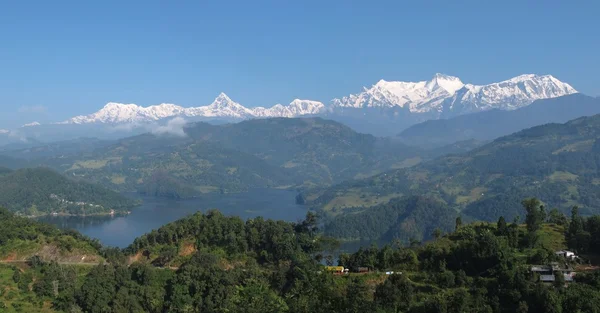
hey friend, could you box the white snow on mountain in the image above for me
[60,73,577,125]
[21,121,41,127]
[63,93,326,124]
[453,74,578,112]
[253,99,325,118]
[185,93,254,119]
[332,73,577,114]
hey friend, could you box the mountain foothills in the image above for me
[400,94,600,148]
[306,113,600,230]
[4,73,577,142]
[0,167,137,216]
[5,118,428,198]
[3,201,600,313]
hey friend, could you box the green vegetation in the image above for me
[0,207,102,262]
[324,196,456,242]
[308,114,600,221]
[10,118,432,198]
[2,198,600,313]
[0,167,138,216]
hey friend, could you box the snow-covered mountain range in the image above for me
[331,73,576,115]
[7,73,566,129]
[57,73,576,125]
[62,93,326,124]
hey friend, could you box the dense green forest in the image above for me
[324,196,456,242]
[0,167,138,216]
[3,199,600,312]
[307,114,600,221]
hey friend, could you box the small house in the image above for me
[555,250,578,260]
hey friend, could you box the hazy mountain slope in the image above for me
[27,118,423,197]
[0,167,137,215]
[399,94,600,147]
[185,118,422,184]
[306,114,600,220]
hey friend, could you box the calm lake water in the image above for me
[38,189,309,248]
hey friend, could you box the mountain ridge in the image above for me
[34,73,576,126]
[399,94,600,147]
[305,113,600,220]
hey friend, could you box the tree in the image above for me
[567,206,584,250]
[433,228,442,239]
[523,198,544,247]
[455,216,463,231]
[375,274,414,312]
[554,271,566,289]
[225,279,288,313]
[548,208,568,225]
[523,198,543,234]
[345,278,373,313]
[496,216,508,236]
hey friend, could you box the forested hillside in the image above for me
[0,167,138,216]
[0,207,101,262]
[6,118,428,198]
[324,196,456,242]
[3,199,600,312]
[307,114,600,221]
[399,94,600,147]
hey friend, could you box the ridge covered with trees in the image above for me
[2,198,600,312]
[306,114,600,221]
[0,167,138,216]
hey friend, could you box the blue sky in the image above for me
[0,0,598,128]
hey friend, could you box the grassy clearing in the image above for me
[322,191,403,214]
[537,224,567,251]
[391,157,422,169]
[549,171,578,182]
[110,174,126,185]
[552,140,595,155]
[455,187,488,205]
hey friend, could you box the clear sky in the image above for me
[0,0,598,128]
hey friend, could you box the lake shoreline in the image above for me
[38,188,308,248]
[24,210,131,219]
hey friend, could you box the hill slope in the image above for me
[0,168,138,216]
[0,207,101,262]
[308,114,600,221]
[324,196,456,242]
[399,94,600,147]
[25,118,424,197]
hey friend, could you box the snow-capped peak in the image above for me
[252,99,325,118]
[59,73,578,125]
[22,121,41,127]
[332,73,577,115]
[425,73,464,95]
[63,93,326,124]
[455,74,578,112]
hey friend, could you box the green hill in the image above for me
[307,114,600,221]
[29,118,424,198]
[4,201,600,313]
[324,196,456,242]
[0,207,102,262]
[0,167,138,216]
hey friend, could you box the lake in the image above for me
[38,189,309,248]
